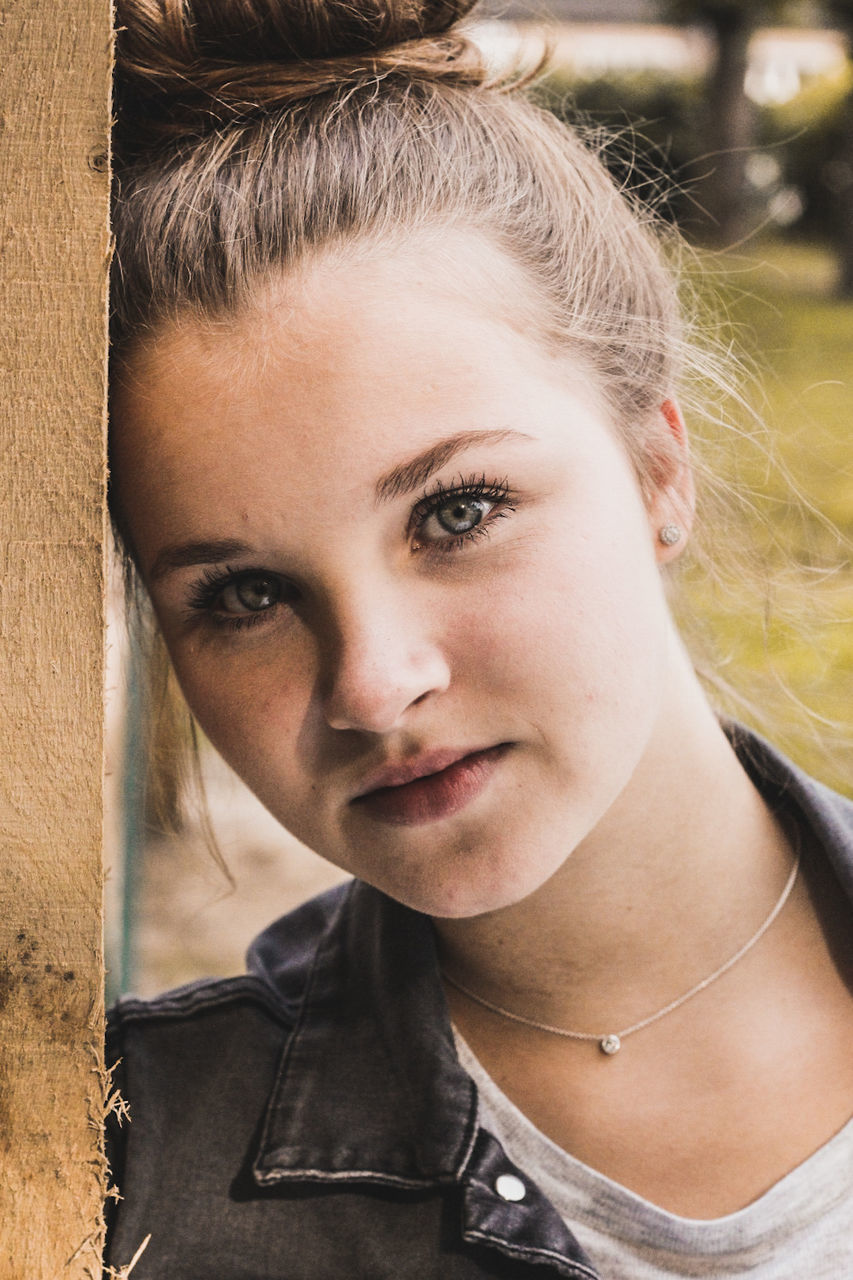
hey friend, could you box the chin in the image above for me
[381,855,550,921]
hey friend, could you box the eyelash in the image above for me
[410,474,515,553]
[185,565,283,632]
[185,475,516,632]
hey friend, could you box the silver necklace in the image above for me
[442,851,800,1057]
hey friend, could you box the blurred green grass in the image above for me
[679,237,853,793]
[720,241,852,532]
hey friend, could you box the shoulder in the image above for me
[107,971,290,1037]
[727,722,853,829]
[107,879,352,1054]
[727,721,853,892]
[105,973,293,1193]
[105,972,295,1113]
[105,885,357,1244]
[105,882,354,1150]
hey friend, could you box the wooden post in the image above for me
[0,1,111,1275]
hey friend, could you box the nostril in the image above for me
[323,650,450,734]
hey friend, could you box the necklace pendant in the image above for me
[599,1034,621,1056]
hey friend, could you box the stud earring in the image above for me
[658,523,682,547]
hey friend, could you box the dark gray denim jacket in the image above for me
[105,727,853,1278]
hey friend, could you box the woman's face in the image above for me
[112,234,692,918]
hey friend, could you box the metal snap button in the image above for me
[495,1173,526,1202]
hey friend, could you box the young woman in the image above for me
[105,1,853,1275]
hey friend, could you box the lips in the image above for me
[350,743,510,827]
[352,746,494,797]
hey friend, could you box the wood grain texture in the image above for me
[0,1,111,1274]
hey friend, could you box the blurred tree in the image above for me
[823,1,853,293]
[535,69,705,226]
[664,1,794,243]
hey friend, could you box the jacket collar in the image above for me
[248,724,853,1190]
[249,879,479,1188]
[725,721,853,901]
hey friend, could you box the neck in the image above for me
[433,686,798,1038]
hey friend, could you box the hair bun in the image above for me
[115,0,485,152]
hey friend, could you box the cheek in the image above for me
[163,633,316,784]
[466,516,665,694]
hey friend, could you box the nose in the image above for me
[321,589,451,734]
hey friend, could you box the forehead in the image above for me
[113,230,605,461]
[122,228,555,378]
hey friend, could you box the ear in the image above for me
[648,398,695,564]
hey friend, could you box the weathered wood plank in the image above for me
[0,1,111,1274]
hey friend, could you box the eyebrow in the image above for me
[148,538,254,584]
[374,429,534,505]
[148,430,534,583]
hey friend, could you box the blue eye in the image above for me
[413,477,515,551]
[427,496,490,538]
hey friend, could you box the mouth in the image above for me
[350,743,512,827]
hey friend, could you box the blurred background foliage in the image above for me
[533,40,853,252]
[677,238,853,788]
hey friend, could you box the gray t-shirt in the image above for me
[455,1031,853,1277]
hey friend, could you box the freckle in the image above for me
[63,970,75,982]
[19,951,31,964]
[44,964,53,973]
[16,932,26,943]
